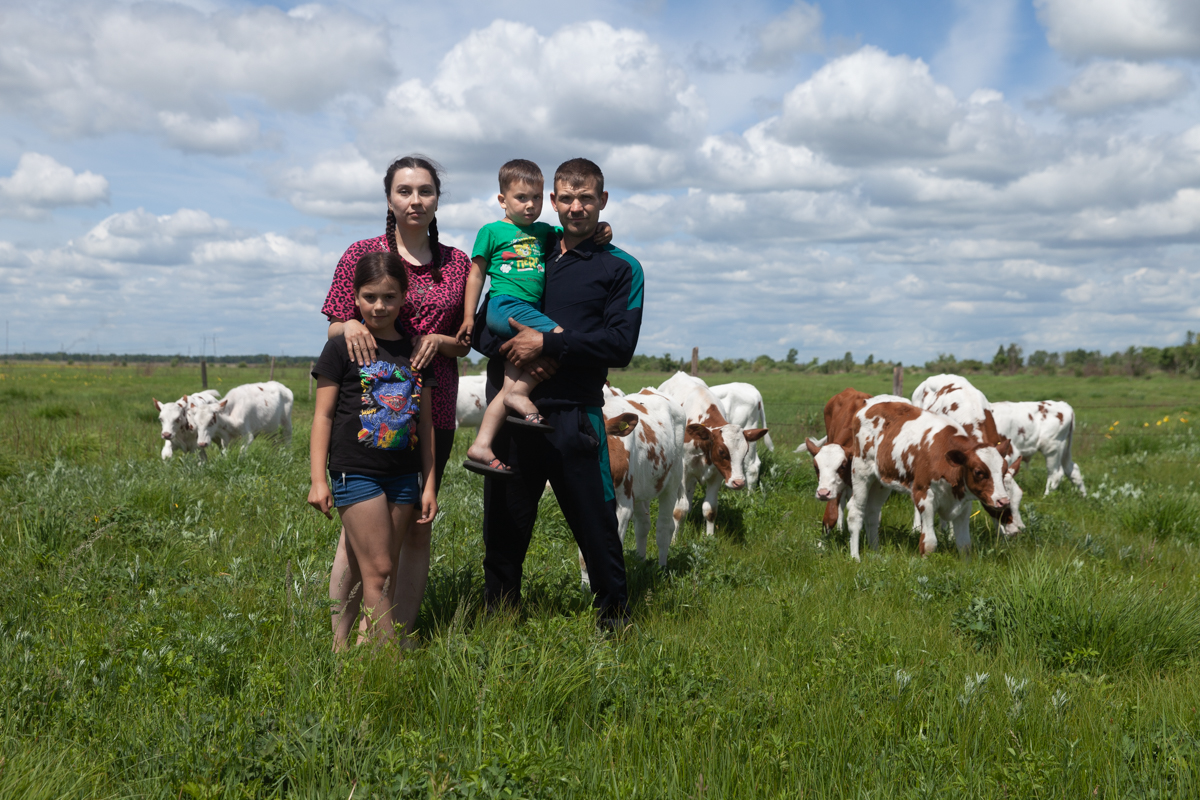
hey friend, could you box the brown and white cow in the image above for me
[848,402,1014,560]
[804,388,873,532]
[910,374,1024,536]
[992,400,1086,496]
[579,389,688,587]
[657,372,768,536]
[710,382,774,491]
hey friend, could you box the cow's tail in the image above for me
[758,399,775,451]
[1061,412,1075,475]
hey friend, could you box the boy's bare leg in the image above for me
[503,326,562,418]
[465,369,519,465]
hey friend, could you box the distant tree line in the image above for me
[1,353,316,368]
[619,349,897,375]
[925,332,1200,378]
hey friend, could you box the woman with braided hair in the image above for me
[321,154,472,646]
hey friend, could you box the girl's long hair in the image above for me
[384,154,444,282]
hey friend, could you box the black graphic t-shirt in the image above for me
[313,335,436,478]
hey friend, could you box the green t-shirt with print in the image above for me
[471,220,558,304]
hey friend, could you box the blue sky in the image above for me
[2,0,1199,361]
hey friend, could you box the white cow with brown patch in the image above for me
[992,400,1086,496]
[192,381,293,452]
[910,374,1024,536]
[710,382,774,491]
[455,375,487,428]
[656,372,769,536]
[153,390,221,459]
[579,389,688,587]
[848,402,1014,560]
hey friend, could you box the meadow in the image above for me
[1,360,1199,798]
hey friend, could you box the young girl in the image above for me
[309,251,438,650]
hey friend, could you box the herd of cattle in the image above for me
[153,371,1084,569]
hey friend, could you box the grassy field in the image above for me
[2,361,1199,798]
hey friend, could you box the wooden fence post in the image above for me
[892,364,903,397]
[691,347,699,377]
[201,358,208,390]
[269,356,275,381]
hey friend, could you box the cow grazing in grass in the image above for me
[192,381,293,452]
[803,388,876,532]
[848,401,1014,560]
[455,375,487,429]
[657,372,769,536]
[992,400,1086,497]
[153,390,221,460]
[910,374,1024,536]
[710,382,774,491]
[579,389,688,587]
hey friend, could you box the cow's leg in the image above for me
[746,449,762,493]
[626,500,645,558]
[837,491,848,533]
[1068,462,1086,496]
[915,495,938,555]
[701,478,720,536]
[161,440,173,460]
[1042,441,1066,495]
[654,493,678,567]
[951,510,972,556]
[863,484,888,552]
[846,471,873,561]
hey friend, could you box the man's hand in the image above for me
[524,357,558,381]
[500,319,545,368]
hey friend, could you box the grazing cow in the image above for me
[803,388,876,532]
[992,400,1087,496]
[455,375,487,428]
[657,372,769,536]
[848,402,1014,560]
[579,389,688,587]
[710,382,774,490]
[153,390,221,460]
[910,374,1024,536]
[192,381,294,452]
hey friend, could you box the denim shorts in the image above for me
[331,472,420,508]
[486,294,559,339]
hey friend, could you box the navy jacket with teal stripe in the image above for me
[473,237,644,408]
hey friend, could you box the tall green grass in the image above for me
[1,363,1199,796]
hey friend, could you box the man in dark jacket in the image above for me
[472,158,644,627]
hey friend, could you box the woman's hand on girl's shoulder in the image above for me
[308,482,334,519]
[410,334,441,369]
[343,318,377,366]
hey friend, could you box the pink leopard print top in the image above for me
[321,235,471,430]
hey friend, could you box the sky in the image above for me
[2,0,1200,362]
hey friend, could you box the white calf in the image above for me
[911,374,1024,536]
[455,375,487,428]
[192,381,294,452]
[657,372,768,536]
[580,389,688,587]
[153,390,220,459]
[710,382,774,490]
[849,402,1014,560]
[992,400,1086,496]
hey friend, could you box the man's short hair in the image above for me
[554,158,604,193]
[498,159,543,192]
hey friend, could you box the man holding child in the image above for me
[472,157,644,630]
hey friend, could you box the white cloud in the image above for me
[774,47,963,161]
[1046,60,1191,116]
[1070,188,1200,240]
[276,148,382,220]
[361,20,706,178]
[0,153,109,219]
[74,208,231,263]
[158,113,263,155]
[0,3,393,138]
[1034,0,1200,60]
[697,122,849,191]
[933,0,1020,97]
[746,1,823,71]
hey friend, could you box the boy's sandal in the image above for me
[462,458,519,479]
[507,413,555,431]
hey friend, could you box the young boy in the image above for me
[457,159,609,477]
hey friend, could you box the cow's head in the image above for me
[155,397,189,440]
[686,422,763,490]
[947,444,1018,535]
[808,440,851,502]
[191,398,228,448]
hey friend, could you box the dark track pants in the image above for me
[482,404,629,619]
